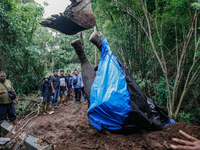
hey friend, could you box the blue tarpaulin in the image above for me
[164,119,176,126]
[87,37,132,130]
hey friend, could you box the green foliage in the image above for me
[0,1,45,94]
[177,111,193,123]
[15,91,43,118]
[134,74,151,93]
[15,99,33,118]
[152,77,174,108]
[191,1,200,9]
[192,107,200,125]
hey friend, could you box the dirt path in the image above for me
[18,97,200,150]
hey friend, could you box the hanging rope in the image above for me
[80,31,83,40]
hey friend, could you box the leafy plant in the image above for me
[177,111,193,123]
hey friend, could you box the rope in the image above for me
[95,24,103,36]
[67,0,83,10]
[96,24,100,32]
[80,31,83,40]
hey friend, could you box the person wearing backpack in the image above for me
[0,71,18,126]
[72,69,82,103]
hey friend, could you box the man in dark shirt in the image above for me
[51,70,60,110]
[59,70,68,106]
[65,70,73,105]
[41,76,51,115]
[49,76,53,100]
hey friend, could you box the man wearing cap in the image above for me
[59,70,68,106]
[72,69,82,103]
[41,76,51,115]
[0,71,18,126]
[51,70,60,110]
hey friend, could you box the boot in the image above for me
[89,31,103,50]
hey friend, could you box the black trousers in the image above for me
[0,102,16,121]
[67,86,72,102]
[74,88,81,102]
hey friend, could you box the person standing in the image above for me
[0,71,18,126]
[65,70,73,105]
[72,71,75,77]
[59,70,68,106]
[81,80,87,104]
[49,76,53,101]
[72,69,82,103]
[41,76,51,115]
[51,70,60,110]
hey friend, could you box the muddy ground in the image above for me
[18,97,200,150]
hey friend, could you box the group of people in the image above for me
[41,69,87,115]
[0,70,200,149]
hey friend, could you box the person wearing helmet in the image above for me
[41,76,52,115]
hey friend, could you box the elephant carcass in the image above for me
[40,0,96,35]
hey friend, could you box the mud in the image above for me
[18,97,200,150]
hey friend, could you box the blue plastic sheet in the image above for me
[87,38,132,130]
[164,119,176,126]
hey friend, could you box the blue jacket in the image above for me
[72,74,82,89]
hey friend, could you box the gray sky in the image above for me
[35,0,71,17]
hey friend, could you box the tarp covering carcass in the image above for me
[88,37,170,132]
